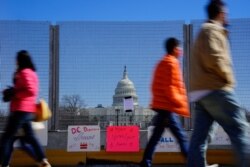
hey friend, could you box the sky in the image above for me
[1,0,250,23]
[1,0,250,109]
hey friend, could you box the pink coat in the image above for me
[10,69,39,112]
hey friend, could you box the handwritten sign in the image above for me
[209,125,230,145]
[207,124,250,145]
[67,125,100,152]
[106,126,139,152]
[148,126,180,152]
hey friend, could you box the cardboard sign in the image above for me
[106,126,139,152]
[148,126,180,152]
[67,125,100,152]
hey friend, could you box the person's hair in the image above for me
[16,50,36,71]
[206,0,225,20]
[164,37,180,54]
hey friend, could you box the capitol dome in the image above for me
[112,66,138,106]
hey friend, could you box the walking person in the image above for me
[187,0,250,167]
[0,50,51,167]
[140,38,190,167]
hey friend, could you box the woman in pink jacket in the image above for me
[0,50,51,167]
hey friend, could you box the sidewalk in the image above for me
[16,158,234,166]
[18,164,233,167]
[51,165,232,167]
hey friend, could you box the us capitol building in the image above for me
[60,66,154,130]
[58,66,247,130]
[87,66,154,129]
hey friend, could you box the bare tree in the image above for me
[60,94,87,114]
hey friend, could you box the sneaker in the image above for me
[140,160,152,167]
[206,164,219,167]
[39,159,51,167]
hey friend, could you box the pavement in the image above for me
[49,162,233,167]
[18,165,233,167]
[82,164,232,167]
[16,159,234,167]
[17,163,233,167]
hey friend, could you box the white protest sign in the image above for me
[67,125,100,152]
[209,125,230,145]
[208,124,250,145]
[148,126,180,152]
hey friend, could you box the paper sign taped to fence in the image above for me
[209,124,250,145]
[67,125,100,152]
[148,126,180,152]
[123,96,134,112]
[209,125,230,145]
[106,126,139,152]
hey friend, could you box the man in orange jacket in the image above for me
[140,38,190,167]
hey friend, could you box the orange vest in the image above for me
[151,55,190,117]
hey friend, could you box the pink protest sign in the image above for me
[106,126,139,152]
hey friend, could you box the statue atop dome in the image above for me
[123,65,128,79]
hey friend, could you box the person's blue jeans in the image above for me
[187,90,250,167]
[16,136,38,160]
[141,110,189,167]
[0,111,46,166]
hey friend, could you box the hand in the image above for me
[2,86,15,102]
